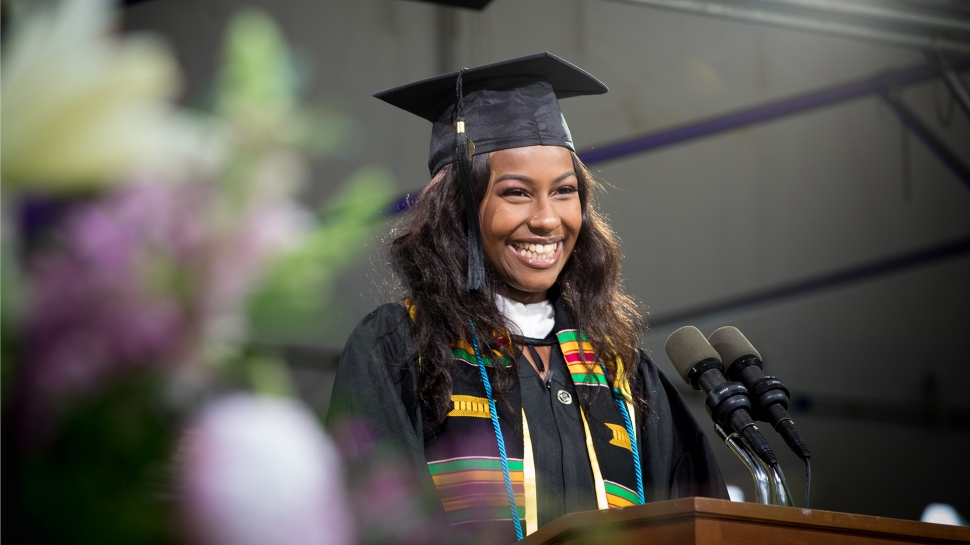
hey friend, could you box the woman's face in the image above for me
[478,145,582,304]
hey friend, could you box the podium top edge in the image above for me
[516,497,970,544]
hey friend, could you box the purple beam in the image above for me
[880,91,970,190]
[578,58,970,165]
[649,235,970,328]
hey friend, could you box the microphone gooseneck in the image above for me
[709,326,811,461]
[665,326,778,468]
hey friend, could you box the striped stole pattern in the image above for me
[557,330,608,387]
[428,456,526,524]
[452,339,514,367]
[604,480,640,508]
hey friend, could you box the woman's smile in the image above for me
[479,145,582,304]
[508,239,562,267]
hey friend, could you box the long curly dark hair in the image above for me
[388,150,644,426]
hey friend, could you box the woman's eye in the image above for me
[555,185,578,195]
[501,188,529,198]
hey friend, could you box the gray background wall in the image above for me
[127,0,970,523]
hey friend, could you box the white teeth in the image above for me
[512,241,559,260]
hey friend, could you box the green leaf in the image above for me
[216,9,298,120]
[246,166,396,343]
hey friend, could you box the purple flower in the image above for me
[17,176,310,433]
[20,182,202,422]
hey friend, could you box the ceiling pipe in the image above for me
[609,0,970,54]
[758,0,970,34]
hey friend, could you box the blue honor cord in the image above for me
[468,321,524,541]
[600,361,645,504]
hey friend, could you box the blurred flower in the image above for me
[12,5,388,422]
[1,0,207,190]
[18,175,313,420]
[177,394,353,545]
[2,3,395,544]
[20,183,203,422]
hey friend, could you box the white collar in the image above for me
[494,293,555,339]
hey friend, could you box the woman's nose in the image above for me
[529,198,560,232]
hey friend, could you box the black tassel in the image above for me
[455,69,485,292]
[457,136,485,292]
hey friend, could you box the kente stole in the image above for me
[424,329,641,535]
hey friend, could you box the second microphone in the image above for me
[665,326,778,468]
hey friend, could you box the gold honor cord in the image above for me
[581,411,609,510]
[522,409,538,535]
[614,358,638,439]
[626,399,637,442]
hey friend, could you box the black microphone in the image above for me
[709,326,810,461]
[665,326,778,468]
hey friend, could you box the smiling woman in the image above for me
[480,145,581,304]
[328,53,729,545]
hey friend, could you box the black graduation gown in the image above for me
[327,303,728,544]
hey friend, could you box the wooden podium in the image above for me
[516,497,970,545]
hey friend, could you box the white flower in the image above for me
[1,0,205,190]
[177,394,353,545]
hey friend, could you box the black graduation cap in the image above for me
[374,52,608,292]
[375,52,608,176]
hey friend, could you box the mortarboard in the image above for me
[374,52,608,292]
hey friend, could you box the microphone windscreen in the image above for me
[665,326,722,383]
[709,326,762,367]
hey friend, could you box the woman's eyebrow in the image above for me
[553,171,578,183]
[494,171,577,184]
[494,173,535,184]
